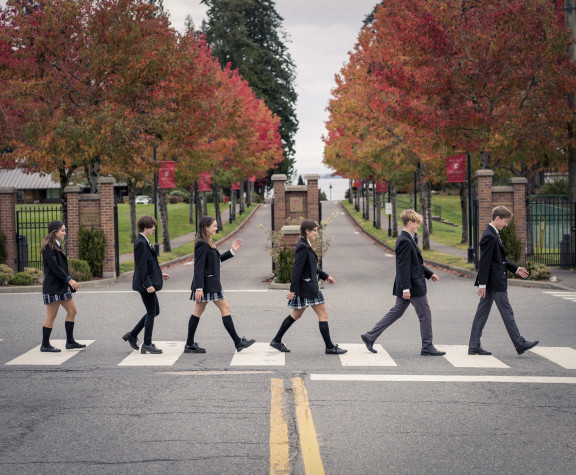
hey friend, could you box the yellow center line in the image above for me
[291,377,325,475]
[270,378,290,475]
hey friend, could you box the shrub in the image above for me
[78,226,106,277]
[525,263,551,281]
[275,245,295,283]
[68,259,92,282]
[0,231,6,264]
[8,271,34,285]
[24,267,43,284]
[0,263,13,284]
[170,189,190,203]
[500,219,521,263]
[169,195,184,204]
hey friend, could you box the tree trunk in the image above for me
[390,184,398,237]
[246,181,252,207]
[58,166,72,227]
[459,183,468,244]
[417,165,430,250]
[239,179,245,214]
[159,188,171,252]
[231,188,237,221]
[426,183,433,235]
[213,183,222,230]
[84,156,101,193]
[189,186,195,225]
[375,192,381,229]
[127,177,137,243]
[202,191,208,217]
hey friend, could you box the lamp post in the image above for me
[153,146,160,255]
[329,183,332,200]
[467,152,475,264]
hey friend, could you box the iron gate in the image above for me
[16,205,63,271]
[525,196,576,266]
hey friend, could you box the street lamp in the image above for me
[329,183,332,200]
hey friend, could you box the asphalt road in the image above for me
[1,202,575,474]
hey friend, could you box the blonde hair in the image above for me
[400,209,422,226]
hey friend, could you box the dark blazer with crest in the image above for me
[42,243,73,295]
[290,237,329,299]
[191,239,234,294]
[393,230,434,298]
[474,225,518,292]
[132,234,163,292]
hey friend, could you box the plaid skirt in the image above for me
[190,291,225,302]
[43,291,73,305]
[287,291,325,309]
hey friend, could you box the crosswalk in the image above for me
[542,291,576,303]
[2,341,576,369]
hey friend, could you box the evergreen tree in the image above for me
[201,0,298,182]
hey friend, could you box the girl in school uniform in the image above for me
[270,219,347,354]
[40,220,84,352]
[185,216,255,353]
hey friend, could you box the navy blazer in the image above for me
[191,239,233,294]
[132,234,163,292]
[42,244,73,295]
[474,225,518,292]
[290,237,329,299]
[392,230,434,298]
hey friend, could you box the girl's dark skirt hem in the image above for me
[43,291,73,305]
[190,291,225,302]
[287,292,325,309]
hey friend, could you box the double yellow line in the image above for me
[270,377,325,475]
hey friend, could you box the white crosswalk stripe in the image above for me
[436,345,510,368]
[542,291,576,303]
[528,346,576,369]
[338,343,397,366]
[230,342,286,366]
[117,341,185,366]
[5,340,94,366]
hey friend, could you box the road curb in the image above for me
[339,202,573,291]
[0,204,261,294]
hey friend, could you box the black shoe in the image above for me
[517,340,539,355]
[236,337,256,352]
[40,345,61,353]
[65,341,87,350]
[421,348,446,356]
[184,342,206,353]
[361,335,377,353]
[141,343,162,354]
[468,347,491,355]
[270,340,290,352]
[325,344,347,355]
[122,332,139,350]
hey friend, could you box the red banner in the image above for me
[198,172,211,192]
[158,161,175,188]
[248,176,256,182]
[352,180,362,188]
[446,154,466,183]
[375,181,388,193]
[230,182,240,190]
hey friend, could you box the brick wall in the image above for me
[305,174,320,223]
[0,188,17,269]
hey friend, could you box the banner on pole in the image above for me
[158,161,175,188]
[230,182,240,190]
[352,180,362,188]
[446,154,466,183]
[248,176,256,182]
[198,172,211,192]
[375,181,388,193]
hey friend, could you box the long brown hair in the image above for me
[196,216,216,248]
[41,220,65,253]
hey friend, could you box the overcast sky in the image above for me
[163,0,378,177]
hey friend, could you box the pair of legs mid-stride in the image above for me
[270,302,347,355]
[41,299,86,352]
[185,298,255,353]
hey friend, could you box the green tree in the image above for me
[201,0,298,182]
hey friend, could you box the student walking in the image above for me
[122,215,170,354]
[468,205,539,355]
[40,220,84,352]
[270,219,347,355]
[185,216,255,353]
[360,209,446,356]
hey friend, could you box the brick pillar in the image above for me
[0,188,18,270]
[64,186,82,259]
[279,225,300,270]
[99,177,116,278]
[305,174,320,223]
[510,177,527,263]
[272,174,287,232]
[476,170,494,231]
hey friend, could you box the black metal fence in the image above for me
[16,205,63,271]
[525,196,575,267]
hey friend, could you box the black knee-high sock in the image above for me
[186,315,201,346]
[42,326,52,347]
[64,321,75,343]
[222,315,241,345]
[273,316,296,342]
[318,321,334,349]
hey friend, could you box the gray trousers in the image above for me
[362,296,434,350]
[468,290,525,350]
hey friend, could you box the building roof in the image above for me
[0,168,60,190]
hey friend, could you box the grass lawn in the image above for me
[118,203,257,273]
[343,200,475,272]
